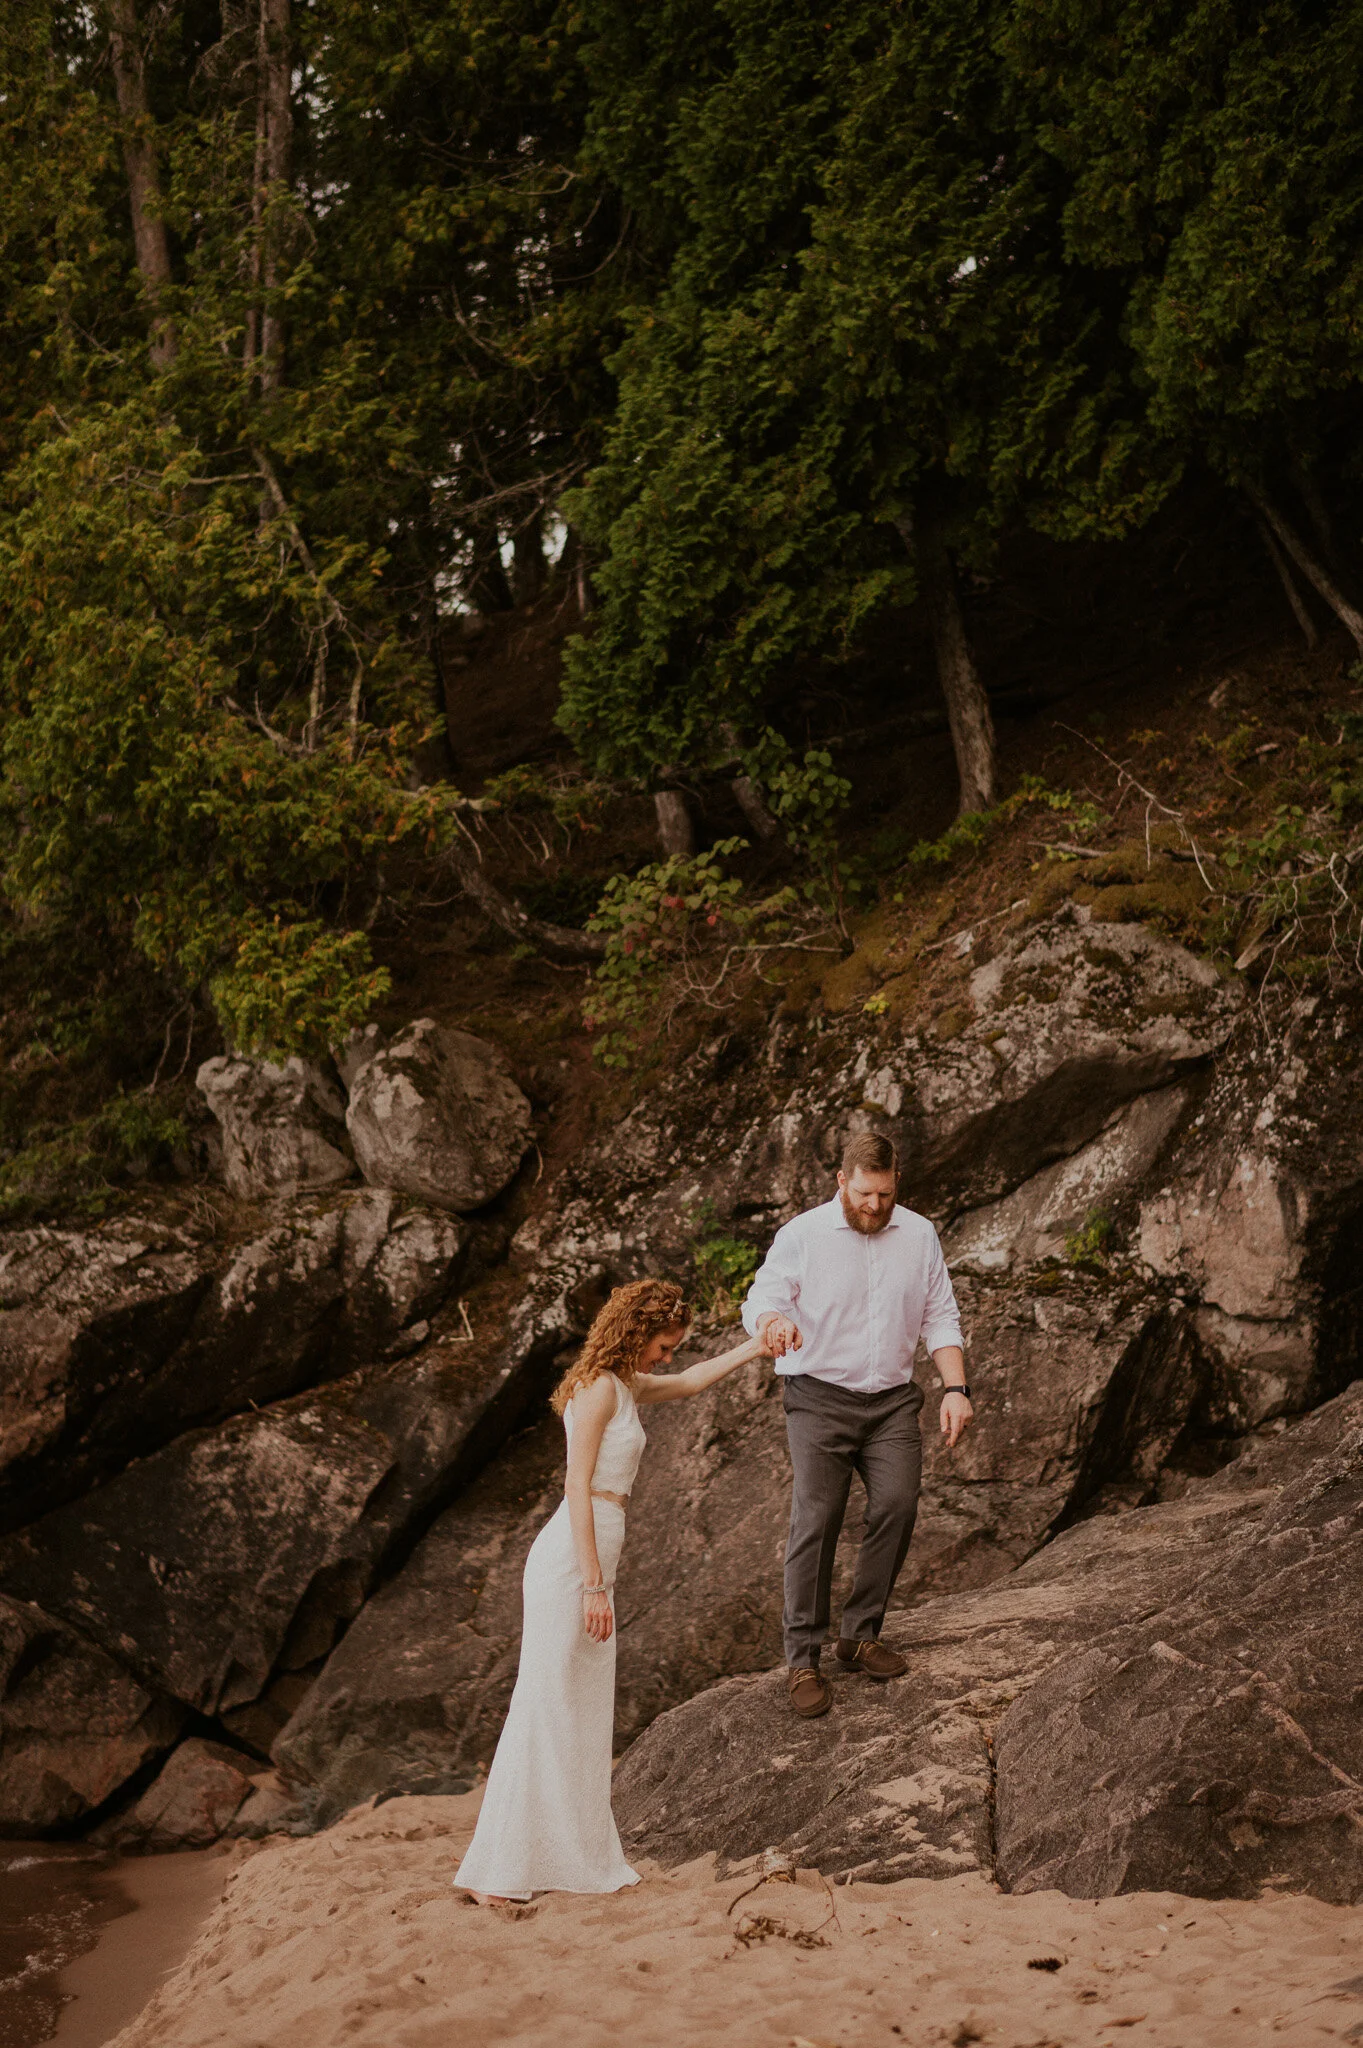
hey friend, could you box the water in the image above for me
[0,1847,129,2048]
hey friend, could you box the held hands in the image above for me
[757,1312,802,1359]
[582,1587,613,1643]
[940,1391,974,1451]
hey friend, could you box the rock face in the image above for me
[267,934,1363,1848]
[0,1593,182,1833]
[273,1417,563,1824]
[994,1387,1363,1902]
[0,1219,213,1532]
[2,942,1360,1896]
[196,1055,354,1199]
[615,1382,1363,1901]
[0,1192,467,1532]
[271,1285,1212,1813]
[342,1020,533,1212]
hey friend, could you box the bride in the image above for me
[455,1276,771,1902]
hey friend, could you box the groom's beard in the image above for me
[840,1191,894,1235]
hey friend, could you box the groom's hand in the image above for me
[757,1312,802,1358]
[940,1391,974,1449]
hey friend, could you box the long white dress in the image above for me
[454,1373,646,1897]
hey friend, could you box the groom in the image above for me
[743,1132,973,1718]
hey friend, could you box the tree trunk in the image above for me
[1289,455,1338,570]
[654,790,696,858]
[730,774,780,841]
[450,849,606,963]
[104,0,175,367]
[466,526,514,614]
[905,513,996,815]
[512,511,546,605]
[1242,480,1363,657]
[257,0,293,395]
[1257,520,1317,649]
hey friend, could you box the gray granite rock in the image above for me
[196,1054,354,1199]
[342,1019,532,1212]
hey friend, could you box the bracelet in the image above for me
[942,1384,972,1399]
[582,1582,611,1596]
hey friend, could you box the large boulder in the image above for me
[994,1386,1363,1902]
[899,910,1240,1214]
[0,1302,567,1727]
[0,1593,183,1833]
[195,1055,354,1199]
[272,1417,563,1824]
[0,1219,213,1534]
[1138,992,1363,1422]
[0,1401,395,1716]
[340,1020,532,1212]
[0,1192,468,1532]
[612,1381,1363,1901]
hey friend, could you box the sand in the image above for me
[105,1792,1363,2048]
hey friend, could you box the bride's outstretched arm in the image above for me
[634,1330,771,1404]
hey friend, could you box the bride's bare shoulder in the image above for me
[568,1373,618,1418]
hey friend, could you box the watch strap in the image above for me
[942,1383,972,1398]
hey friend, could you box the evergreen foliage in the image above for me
[1,0,1363,1075]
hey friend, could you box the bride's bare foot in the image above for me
[455,1886,535,1914]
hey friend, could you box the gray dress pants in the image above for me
[782,1372,925,1670]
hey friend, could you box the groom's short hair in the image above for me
[841,1131,899,1179]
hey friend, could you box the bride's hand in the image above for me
[582,1589,613,1642]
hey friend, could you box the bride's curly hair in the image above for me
[551,1278,691,1415]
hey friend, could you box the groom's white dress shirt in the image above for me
[741,1196,963,1394]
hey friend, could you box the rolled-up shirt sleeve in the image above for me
[919,1230,965,1355]
[741,1219,803,1338]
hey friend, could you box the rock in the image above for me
[994,1384,1363,1902]
[110,1737,256,1850]
[342,1019,532,1212]
[612,1383,1363,1901]
[0,1303,567,1725]
[0,1193,468,1532]
[275,1279,1211,1819]
[196,1055,354,1199]
[904,911,1240,1214]
[0,1593,183,1833]
[0,1401,394,1716]
[339,1191,468,1357]
[943,1084,1190,1273]
[223,1768,307,1840]
[0,1219,212,1533]
[1137,994,1363,1423]
[272,1418,562,1824]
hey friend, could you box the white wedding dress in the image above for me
[455,1373,646,1897]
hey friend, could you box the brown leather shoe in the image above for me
[833,1638,907,1680]
[787,1666,832,1717]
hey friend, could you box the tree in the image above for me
[560,0,1155,816]
[0,0,630,1049]
[1007,0,1363,651]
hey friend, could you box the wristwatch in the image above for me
[942,1384,972,1398]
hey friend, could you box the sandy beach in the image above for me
[103,1791,1363,2048]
